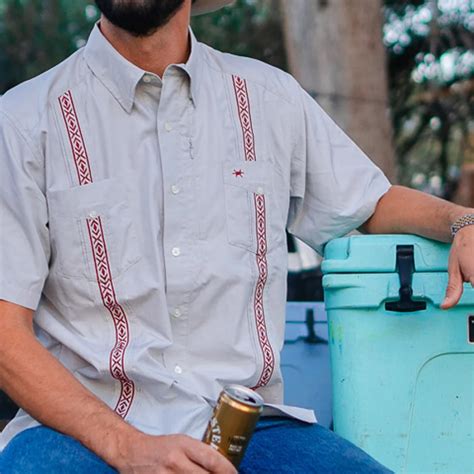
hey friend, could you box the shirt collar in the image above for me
[180,28,202,107]
[84,23,202,113]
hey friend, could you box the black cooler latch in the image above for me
[385,245,427,313]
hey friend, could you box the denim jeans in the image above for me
[0,418,392,473]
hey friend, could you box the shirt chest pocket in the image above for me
[223,161,282,254]
[47,177,141,282]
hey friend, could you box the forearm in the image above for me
[362,185,474,242]
[0,300,136,467]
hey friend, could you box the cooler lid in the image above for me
[322,234,451,274]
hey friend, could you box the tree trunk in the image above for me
[280,0,397,182]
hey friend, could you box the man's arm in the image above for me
[0,301,134,463]
[0,300,235,473]
[361,185,474,309]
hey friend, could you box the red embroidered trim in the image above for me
[86,217,135,418]
[59,90,135,418]
[252,194,275,389]
[231,77,274,388]
[58,91,93,185]
[232,76,256,162]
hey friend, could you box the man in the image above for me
[0,0,472,472]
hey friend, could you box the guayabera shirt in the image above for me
[0,24,391,448]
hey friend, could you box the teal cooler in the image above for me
[322,235,474,473]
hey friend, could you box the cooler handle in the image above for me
[385,245,427,313]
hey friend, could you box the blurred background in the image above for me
[0,0,473,203]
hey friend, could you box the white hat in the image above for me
[191,0,234,15]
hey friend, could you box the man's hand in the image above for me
[362,186,473,309]
[441,226,474,309]
[114,432,237,474]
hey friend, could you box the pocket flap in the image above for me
[48,177,124,218]
[46,175,140,281]
[223,161,270,194]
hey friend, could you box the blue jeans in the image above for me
[0,418,392,473]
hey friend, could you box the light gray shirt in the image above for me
[0,24,391,448]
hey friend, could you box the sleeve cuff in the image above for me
[0,281,43,310]
[317,179,392,255]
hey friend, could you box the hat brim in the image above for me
[191,0,234,15]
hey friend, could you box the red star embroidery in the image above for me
[233,169,244,178]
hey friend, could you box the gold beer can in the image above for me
[202,385,264,468]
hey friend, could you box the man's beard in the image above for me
[94,0,186,37]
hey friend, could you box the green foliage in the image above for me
[191,0,286,71]
[0,0,98,92]
[384,0,473,194]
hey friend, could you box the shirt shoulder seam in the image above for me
[0,110,43,163]
[200,46,298,107]
[0,52,90,165]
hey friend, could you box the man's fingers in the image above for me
[185,440,237,474]
[164,455,208,474]
[173,460,208,474]
[441,260,463,309]
[160,439,209,474]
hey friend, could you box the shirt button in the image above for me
[172,308,182,319]
[174,365,183,375]
[171,247,181,257]
[88,211,98,218]
[165,122,173,132]
[143,75,152,83]
[171,185,180,195]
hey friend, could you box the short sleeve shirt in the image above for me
[0,24,391,448]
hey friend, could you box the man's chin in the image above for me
[94,0,186,36]
[115,24,161,38]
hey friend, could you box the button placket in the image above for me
[158,73,199,338]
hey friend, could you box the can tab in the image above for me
[385,245,427,313]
